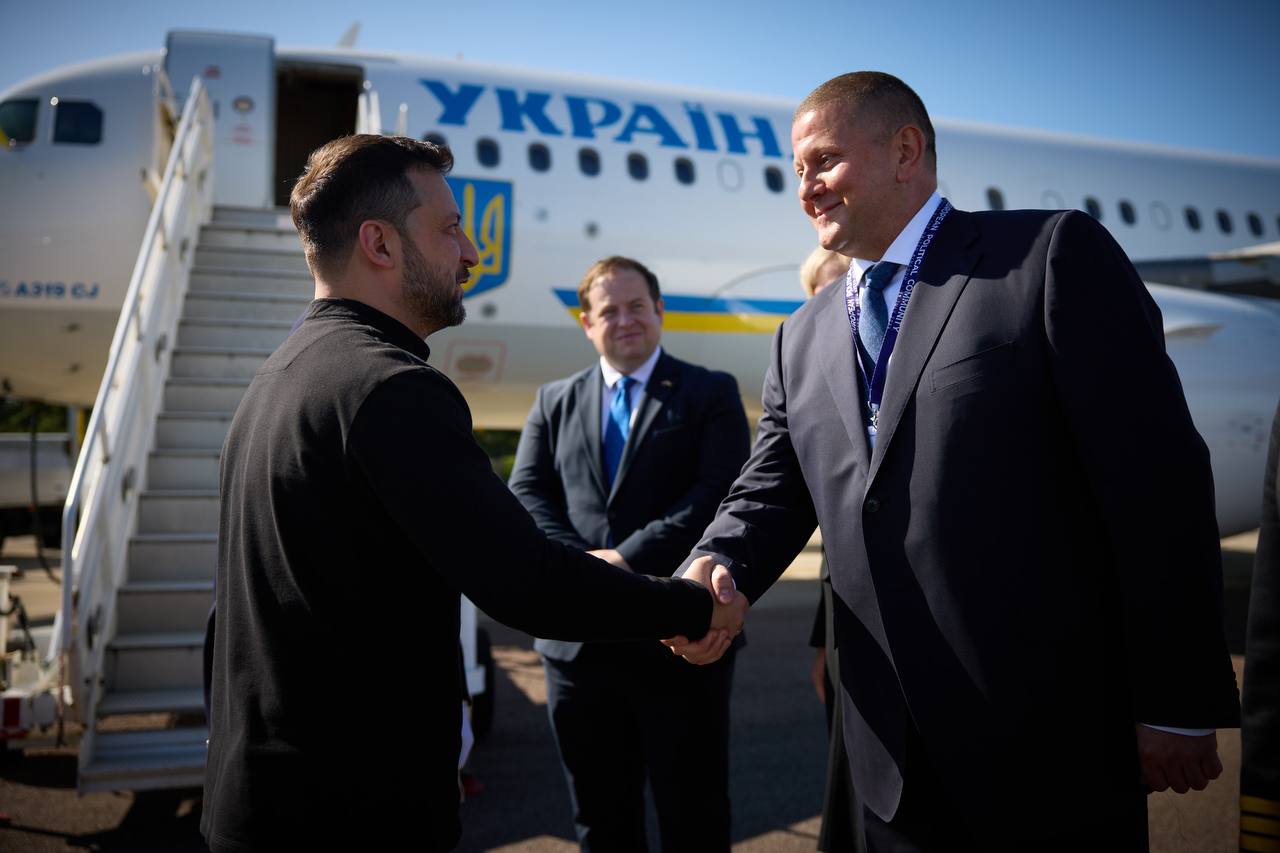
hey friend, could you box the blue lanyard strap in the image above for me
[844,199,953,428]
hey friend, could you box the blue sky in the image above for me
[2,0,1278,159]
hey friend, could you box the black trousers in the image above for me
[860,725,1149,853]
[542,643,735,853]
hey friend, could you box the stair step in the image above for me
[155,412,234,450]
[178,318,292,350]
[212,205,292,229]
[138,490,219,532]
[164,378,249,414]
[106,631,204,692]
[129,533,216,582]
[148,449,220,490]
[189,267,313,297]
[116,581,213,634]
[110,630,205,651]
[171,347,273,380]
[98,687,205,717]
[199,223,301,251]
[184,291,310,321]
[80,727,208,793]
[194,245,309,273]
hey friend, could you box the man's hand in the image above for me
[587,549,632,572]
[661,556,748,665]
[1136,726,1223,793]
[811,648,827,705]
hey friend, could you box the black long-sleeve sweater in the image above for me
[202,299,712,852]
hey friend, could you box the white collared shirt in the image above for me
[599,345,662,436]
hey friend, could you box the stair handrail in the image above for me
[52,77,215,731]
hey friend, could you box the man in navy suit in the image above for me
[509,256,750,852]
[667,73,1240,851]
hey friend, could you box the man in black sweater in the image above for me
[201,135,744,853]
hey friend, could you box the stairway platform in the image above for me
[80,727,208,794]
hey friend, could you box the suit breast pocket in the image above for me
[930,341,1015,393]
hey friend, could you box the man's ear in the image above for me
[356,220,397,271]
[579,307,593,337]
[654,296,665,326]
[895,125,927,183]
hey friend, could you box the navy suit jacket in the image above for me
[681,209,1241,831]
[510,350,750,660]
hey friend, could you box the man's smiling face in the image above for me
[792,105,902,260]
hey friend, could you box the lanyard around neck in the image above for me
[844,199,953,429]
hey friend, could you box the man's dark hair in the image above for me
[577,256,662,313]
[289,134,454,278]
[796,72,936,165]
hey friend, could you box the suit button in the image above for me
[865,498,880,514]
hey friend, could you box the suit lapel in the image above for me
[578,366,608,500]
[816,285,872,471]
[867,212,982,485]
[608,352,678,505]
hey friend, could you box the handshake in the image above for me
[662,555,748,665]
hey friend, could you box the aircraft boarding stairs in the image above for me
[79,208,312,791]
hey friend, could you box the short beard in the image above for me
[401,234,466,331]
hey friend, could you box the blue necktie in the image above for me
[603,376,634,488]
[857,262,901,376]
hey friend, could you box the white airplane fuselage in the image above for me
[1,34,1278,535]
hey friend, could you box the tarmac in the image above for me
[0,531,1260,852]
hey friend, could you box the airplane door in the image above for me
[273,63,362,207]
[165,31,275,209]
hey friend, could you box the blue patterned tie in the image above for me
[603,376,634,488]
[858,262,901,375]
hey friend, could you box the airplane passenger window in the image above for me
[476,137,500,168]
[1150,202,1172,231]
[1216,209,1233,234]
[986,188,1005,210]
[52,100,102,145]
[1118,200,1136,225]
[764,166,785,194]
[1084,197,1103,221]
[1247,212,1264,237]
[529,143,551,173]
[0,99,37,145]
[578,147,601,177]
[422,131,448,147]
[674,157,695,185]
[1184,207,1202,232]
[627,152,649,181]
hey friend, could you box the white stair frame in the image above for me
[56,78,215,791]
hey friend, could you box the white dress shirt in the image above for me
[599,345,662,436]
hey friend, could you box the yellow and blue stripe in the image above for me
[553,289,803,334]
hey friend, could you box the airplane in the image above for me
[1,29,1278,541]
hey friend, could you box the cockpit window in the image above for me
[52,100,102,145]
[0,99,38,146]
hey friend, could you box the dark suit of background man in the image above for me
[202,137,746,853]
[1241,401,1280,851]
[668,72,1239,852]
[509,256,751,852]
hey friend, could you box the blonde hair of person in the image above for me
[799,247,850,298]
